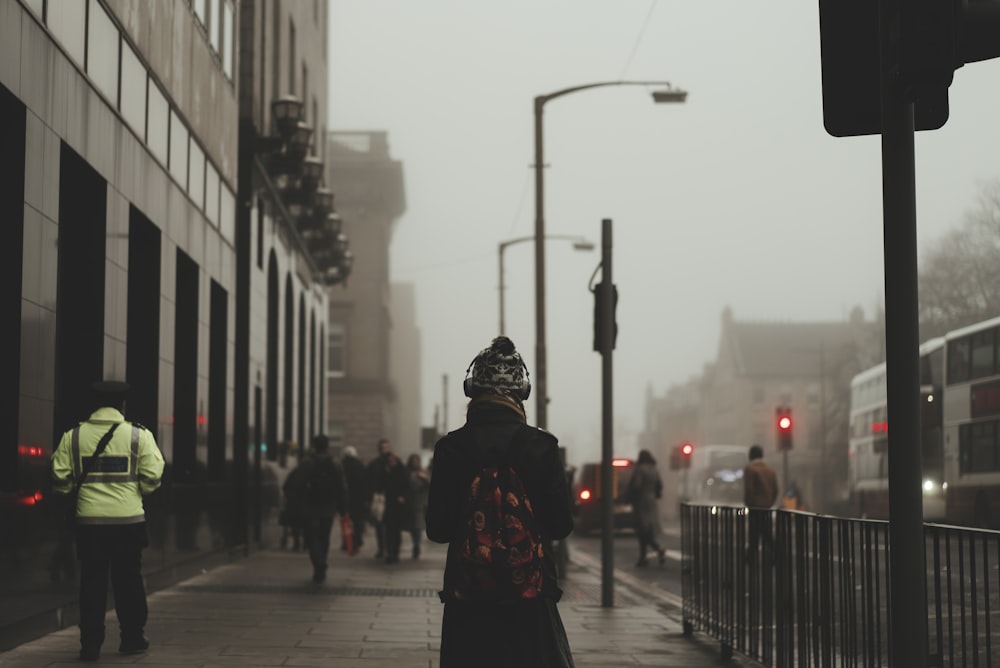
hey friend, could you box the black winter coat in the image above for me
[426,395,575,668]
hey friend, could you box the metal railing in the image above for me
[680,503,1000,667]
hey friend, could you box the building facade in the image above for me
[324,131,406,461]
[1,0,337,648]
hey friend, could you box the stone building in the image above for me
[0,0,341,647]
[324,131,407,462]
[641,306,883,515]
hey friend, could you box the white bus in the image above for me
[847,337,946,520]
[942,315,1000,528]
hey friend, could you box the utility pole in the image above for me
[598,218,615,608]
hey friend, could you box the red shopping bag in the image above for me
[340,515,355,556]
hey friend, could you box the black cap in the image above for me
[92,380,130,405]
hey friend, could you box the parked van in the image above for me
[572,458,635,535]
[680,444,747,506]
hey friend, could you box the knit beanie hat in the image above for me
[466,336,531,399]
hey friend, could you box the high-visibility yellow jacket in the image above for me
[51,407,165,525]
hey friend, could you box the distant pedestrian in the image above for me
[744,444,779,558]
[427,336,575,667]
[406,453,430,560]
[280,463,307,551]
[50,380,164,662]
[290,435,348,583]
[381,452,410,564]
[781,481,806,510]
[341,446,370,555]
[367,438,392,558]
[626,449,666,567]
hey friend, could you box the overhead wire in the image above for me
[619,0,659,80]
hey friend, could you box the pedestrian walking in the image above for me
[743,443,779,559]
[280,462,307,551]
[50,380,165,662]
[626,449,666,567]
[427,336,575,668]
[340,445,370,555]
[406,453,430,560]
[381,452,410,564]
[367,438,392,558]
[289,434,348,583]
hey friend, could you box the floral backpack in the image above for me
[451,457,546,602]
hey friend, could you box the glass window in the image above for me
[47,0,86,68]
[194,0,207,26]
[86,0,119,105]
[205,162,220,227]
[209,0,221,53]
[222,1,234,79]
[220,185,235,245]
[146,83,169,165]
[948,338,971,385]
[328,322,346,377]
[119,42,146,140]
[961,421,999,474]
[326,423,345,451]
[971,329,996,380]
[169,111,189,189]
[188,140,205,210]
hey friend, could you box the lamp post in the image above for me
[533,81,687,428]
[499,235,594,336]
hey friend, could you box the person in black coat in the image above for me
[289,435,348,583]
[426,336,575,668]
[340,446,370,555]
[381,452,410,564]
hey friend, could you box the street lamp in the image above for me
[499,235,594,335]
[533,80,687,428]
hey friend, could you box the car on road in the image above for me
[572,459,635,535]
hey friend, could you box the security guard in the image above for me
[51,380,164,662]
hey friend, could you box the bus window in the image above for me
[971,330,997,381]
[949,338,971,384]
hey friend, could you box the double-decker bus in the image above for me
[847,337,946,520]
[942,315,1000,528]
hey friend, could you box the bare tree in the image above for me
[919,179,1000,339]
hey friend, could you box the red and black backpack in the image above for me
[451,434,546,602]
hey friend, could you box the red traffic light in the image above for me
[680,442,694,456]
[776,406,794,451]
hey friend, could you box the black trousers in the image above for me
[304,514,335,572]
[75,523,149,650]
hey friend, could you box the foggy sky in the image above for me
[328,1,1000,466]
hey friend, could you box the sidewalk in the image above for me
[0,538,763,667]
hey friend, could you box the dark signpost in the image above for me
[817,2,1000,665]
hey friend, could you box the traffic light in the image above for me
[817,0,1000,137]
[670,442,694,470]
[776,407,793,451]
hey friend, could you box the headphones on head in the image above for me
[463,354,532,401]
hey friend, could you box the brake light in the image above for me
[611,458,631,468]
[578,489,592,501]
[15,491,43,506]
